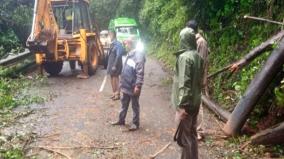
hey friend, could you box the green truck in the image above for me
[109,17,141,43]
[105,17,144,68]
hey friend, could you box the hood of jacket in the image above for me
[174,27,197,56]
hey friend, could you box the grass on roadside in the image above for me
[0,74,47,159]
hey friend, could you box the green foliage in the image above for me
[115,0,142,20]
[0,30,22,59]
[274,79,284,107]
[273,145,284,156]
[90,0,119,29]
[90,0,142,29]
[139,0,284,111]
[0,0,33,58]
[1,148,24,159]
[0,77,44,110]
[140,0,189,68]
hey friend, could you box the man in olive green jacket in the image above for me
[172,27,204,159]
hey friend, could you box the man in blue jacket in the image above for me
[112,38,146,131]
[107,30,125,100]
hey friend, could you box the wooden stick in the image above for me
[38,133,60,139]
[207,65,232,79]
[32,145,120,150]
[36,147,71,159]
[244,15,284,25]
[149,142,171,159]
[198,131,228,139]
[240,141,251,150]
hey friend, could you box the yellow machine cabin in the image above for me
[27,0,104,78]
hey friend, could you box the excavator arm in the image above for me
[27,0,58,56]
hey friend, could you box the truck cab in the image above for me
[109,17,141,43]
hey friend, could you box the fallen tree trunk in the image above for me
[250,122,284,145]
[202,95,230,122]
[208,31,284,79]
[223,38,284,136]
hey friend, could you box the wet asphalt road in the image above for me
[22,57,212,158]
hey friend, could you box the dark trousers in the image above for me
[180,109,199,159]
[118,93,140,127]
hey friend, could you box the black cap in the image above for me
[186,20,198,32]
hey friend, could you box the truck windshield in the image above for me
[117,26,138,35]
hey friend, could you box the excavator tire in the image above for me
[87,41,99,76]
[43,61,63,76]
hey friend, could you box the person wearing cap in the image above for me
[187,20,209,96]
[187,20,209,141]
[172,26,204,159]
[107,30,125,100]
[111,38,146,131]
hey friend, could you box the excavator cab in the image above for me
[27,0,103,78]
[53,0,92,35]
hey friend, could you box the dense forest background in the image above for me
[92,0,284,130]
[1,0,284,130]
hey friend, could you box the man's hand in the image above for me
[133,86,141,96]
[175,108,188,122]
[111,66,117,72]
[229,60,244,73]
[229,63,239,73]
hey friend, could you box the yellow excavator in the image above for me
[27,0,104,78]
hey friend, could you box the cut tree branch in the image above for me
[35,147,71,159]
[149,142,171,159]
[208,30,284,79]
[244,15,284,25]
[202,95,230,122]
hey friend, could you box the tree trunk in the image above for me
[208,31,284,79]
[250,122,284,145]
[223,38,284,136]
[202,95,230,122]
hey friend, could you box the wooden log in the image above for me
[208,31,284,79]
[223,38,284,136]
[250,122,284,145]
[202,95,230,122]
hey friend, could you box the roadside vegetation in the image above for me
[0,0,32,59]
[138,0,284,158]
[0,75,46,159]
